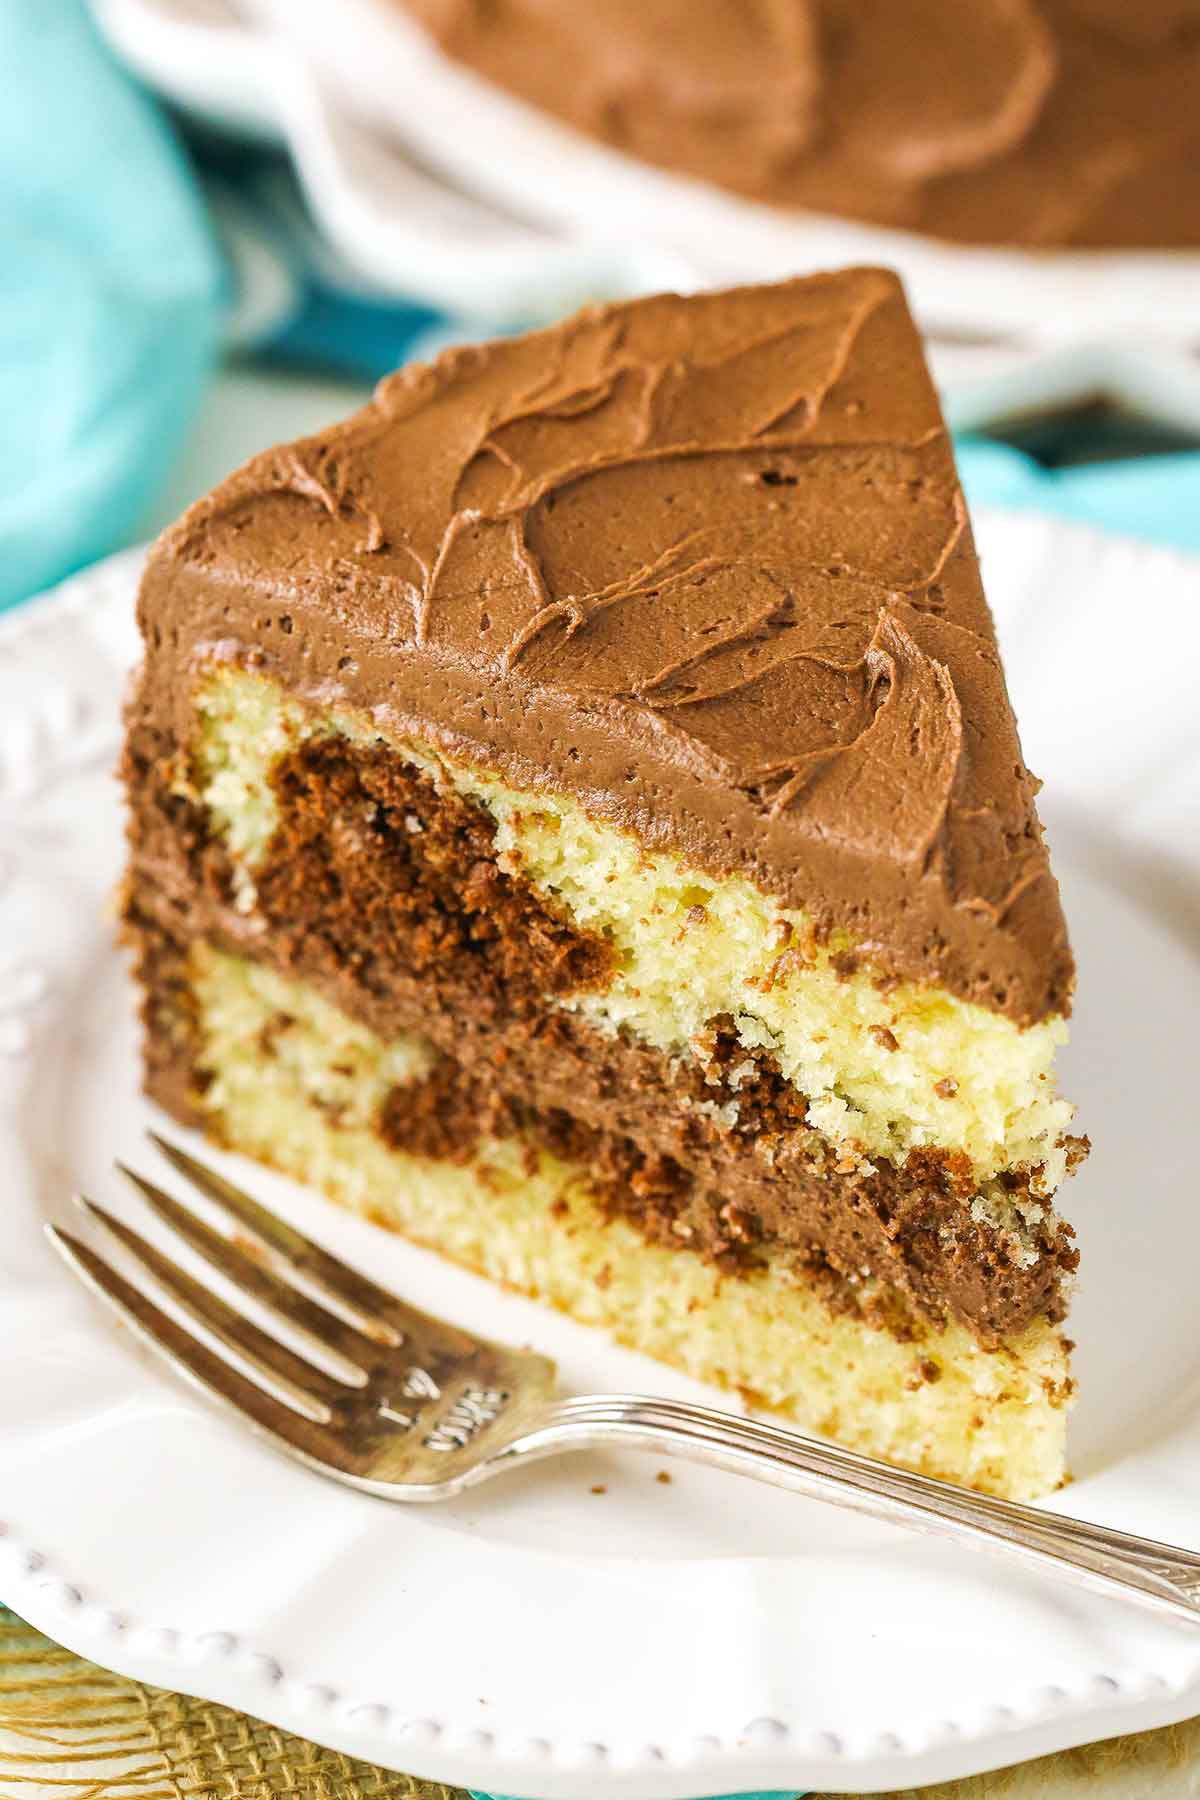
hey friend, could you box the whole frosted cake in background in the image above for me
[394,0,1200,248]
[121,268,1087,1500]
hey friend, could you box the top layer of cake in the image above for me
[143,268,1072,1023]
[394,0,1200,248]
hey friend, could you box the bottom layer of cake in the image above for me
[151,940,1072,1500]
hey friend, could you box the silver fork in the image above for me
[47,1133,1200,1627]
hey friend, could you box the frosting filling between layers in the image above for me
[120,668,1083,1347]
[127,897,1078,1361]
[119,919,1075,1500]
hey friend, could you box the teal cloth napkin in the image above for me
[0,0,224,612]
[956,436,1200,552]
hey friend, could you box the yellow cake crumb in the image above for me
[188,942,1071,1500]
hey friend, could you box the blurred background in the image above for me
[3,0,1199,615]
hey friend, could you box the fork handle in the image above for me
[506,1394,1200,1627]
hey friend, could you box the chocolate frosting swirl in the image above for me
[142,270,1073,1021]
[395,0,1200,247]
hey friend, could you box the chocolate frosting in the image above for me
[395,0,1200,247]
[140,270,1073,1022]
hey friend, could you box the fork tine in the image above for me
[116,1163,371,1388]
[148,1133,403,1347]
[74,1197,345,1420]
[46,1224,337,1455]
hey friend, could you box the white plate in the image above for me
[1,516,1200,1798]
[91,0,1200,431]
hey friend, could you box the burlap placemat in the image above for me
[1,1607,1195,1800]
